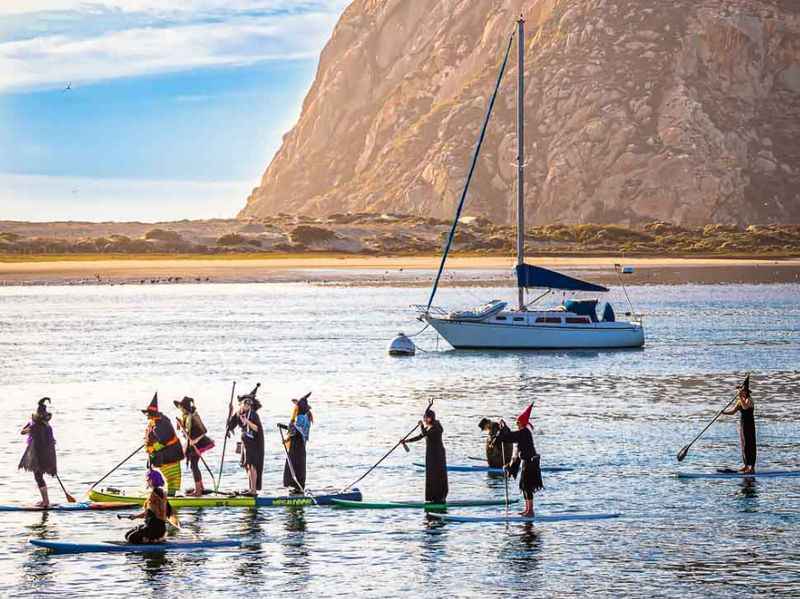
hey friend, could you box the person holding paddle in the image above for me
[494,404,543,517]
[279,393,313,494]
[142,393,185,496]
[174,396,215,496]
[227,384,264,496]
[722,374,757,473]
[478,418,513,469]
[19,398,58,508]
[122,469,174,544]
[403,407,449,504]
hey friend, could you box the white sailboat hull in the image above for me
[425,316,644,349]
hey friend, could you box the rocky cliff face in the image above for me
[240,0,800,226]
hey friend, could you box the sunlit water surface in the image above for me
[0,282,799,597]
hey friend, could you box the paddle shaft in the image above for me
[216,381,236,492]
[501,443,509,516]
[339,399,434,493]
[678,394,738,461]
[90,444,145,490]
[176,420,218,490]
[55,474,77,503]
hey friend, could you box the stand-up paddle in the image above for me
[340,400,433,493]
[676,376,748,462]
[215,381,236,492]
[176,419,218,492]
[277,424,318,505]
[90,444,145,490]
[500,442,509,518]
[55,475,77,503]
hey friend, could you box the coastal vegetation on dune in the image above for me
[1,214,799,260]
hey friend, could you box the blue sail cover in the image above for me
[515,264,609,292]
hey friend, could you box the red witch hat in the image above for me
[516,403,533,428]
[142,392,159,415]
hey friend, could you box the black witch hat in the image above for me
[142,392,160,416]
[737,373,751,395]
[33,397,52,422]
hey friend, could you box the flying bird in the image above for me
[63,82,71,92]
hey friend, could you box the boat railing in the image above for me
[411,304,447,316]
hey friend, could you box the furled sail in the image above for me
[515,264,608,292]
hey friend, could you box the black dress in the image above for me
[19,421,57,477]
[283,434,306,492]
[739,405,757,468]
[125,508,167,544]
[495,426,543,500]
[228,411,265,490]
[406,421,448,503]
[485,421,513,469]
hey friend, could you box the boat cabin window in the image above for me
[535,317,562,324]
[494,316,507,321]
[513,317,525,322]
[566,317,591,324]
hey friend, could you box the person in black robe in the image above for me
[143,393,184,496]
[227,385,264,495]
[494,403,543,517]
[403,408,448,504]
[174,396,215,496]
[478,418,513,468]
[722,374,757,473]
[279,393,313,494]
[19,398,58,508]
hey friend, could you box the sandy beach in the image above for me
[1,254,799,286]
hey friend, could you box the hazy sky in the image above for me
[0,0,349,221]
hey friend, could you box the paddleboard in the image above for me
[413,462,573,474]
[330,498,517,510]
[0,502,137,512]
[90,488,363,508]
[256,489,362,507]
[677,470,800,479]
[30,538,240,554]
[430,512,621,524]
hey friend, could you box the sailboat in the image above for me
[415,17,644,350]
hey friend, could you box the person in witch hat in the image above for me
[19,398,58,507]
[722,374,757,473]
[278,392,313,494]
[494,403,543,517]
[142,393,184,496]
[174,396,215,497]
[403,407,449,504]
[123,468,174,544]
[478,418,513,469]
[227,383,264,496]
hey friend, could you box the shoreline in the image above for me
[1,254,799,286]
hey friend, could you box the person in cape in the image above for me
[494,403,543,517]
[227,384,264,496]
[123,469,174,544]
[403,407,448,504]
[279,393,313,494]
[174,396,215,496]
[142,393,185,496]
[478,417,513,468]
[19,398,58,508]
[722,374,757,473]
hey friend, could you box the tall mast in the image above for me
[516,16,525,311]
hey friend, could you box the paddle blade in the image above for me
[676,446,689,462]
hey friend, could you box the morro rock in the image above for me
[240,0,800,226]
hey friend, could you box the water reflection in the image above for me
[736,478,759,503]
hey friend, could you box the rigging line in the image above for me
[425,28,517,313]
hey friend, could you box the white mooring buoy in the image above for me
[388,332,416,356]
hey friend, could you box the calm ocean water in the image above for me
[0,281,798,597]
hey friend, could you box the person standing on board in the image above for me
[142,393,185,496]
[478,418,513,468]
[279,392,313,494]
[174,396,215,497]
[227,384,264,496]
[494,404,543,517]
[403,407,449,504]
[19,398,58,508]
[123,469,173,544]
[722,374,757,473]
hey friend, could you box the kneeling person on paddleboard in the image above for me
[494,404,543,517]
[18,398,58,508]
[124,469,173,544]
[403,408,448,504]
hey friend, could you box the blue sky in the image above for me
[0,1,349,221]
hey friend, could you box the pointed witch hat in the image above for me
[737,373,751,395]
[141,392,160,415]
[516,403,533,428]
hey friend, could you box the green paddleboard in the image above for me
[330,498,517,510]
